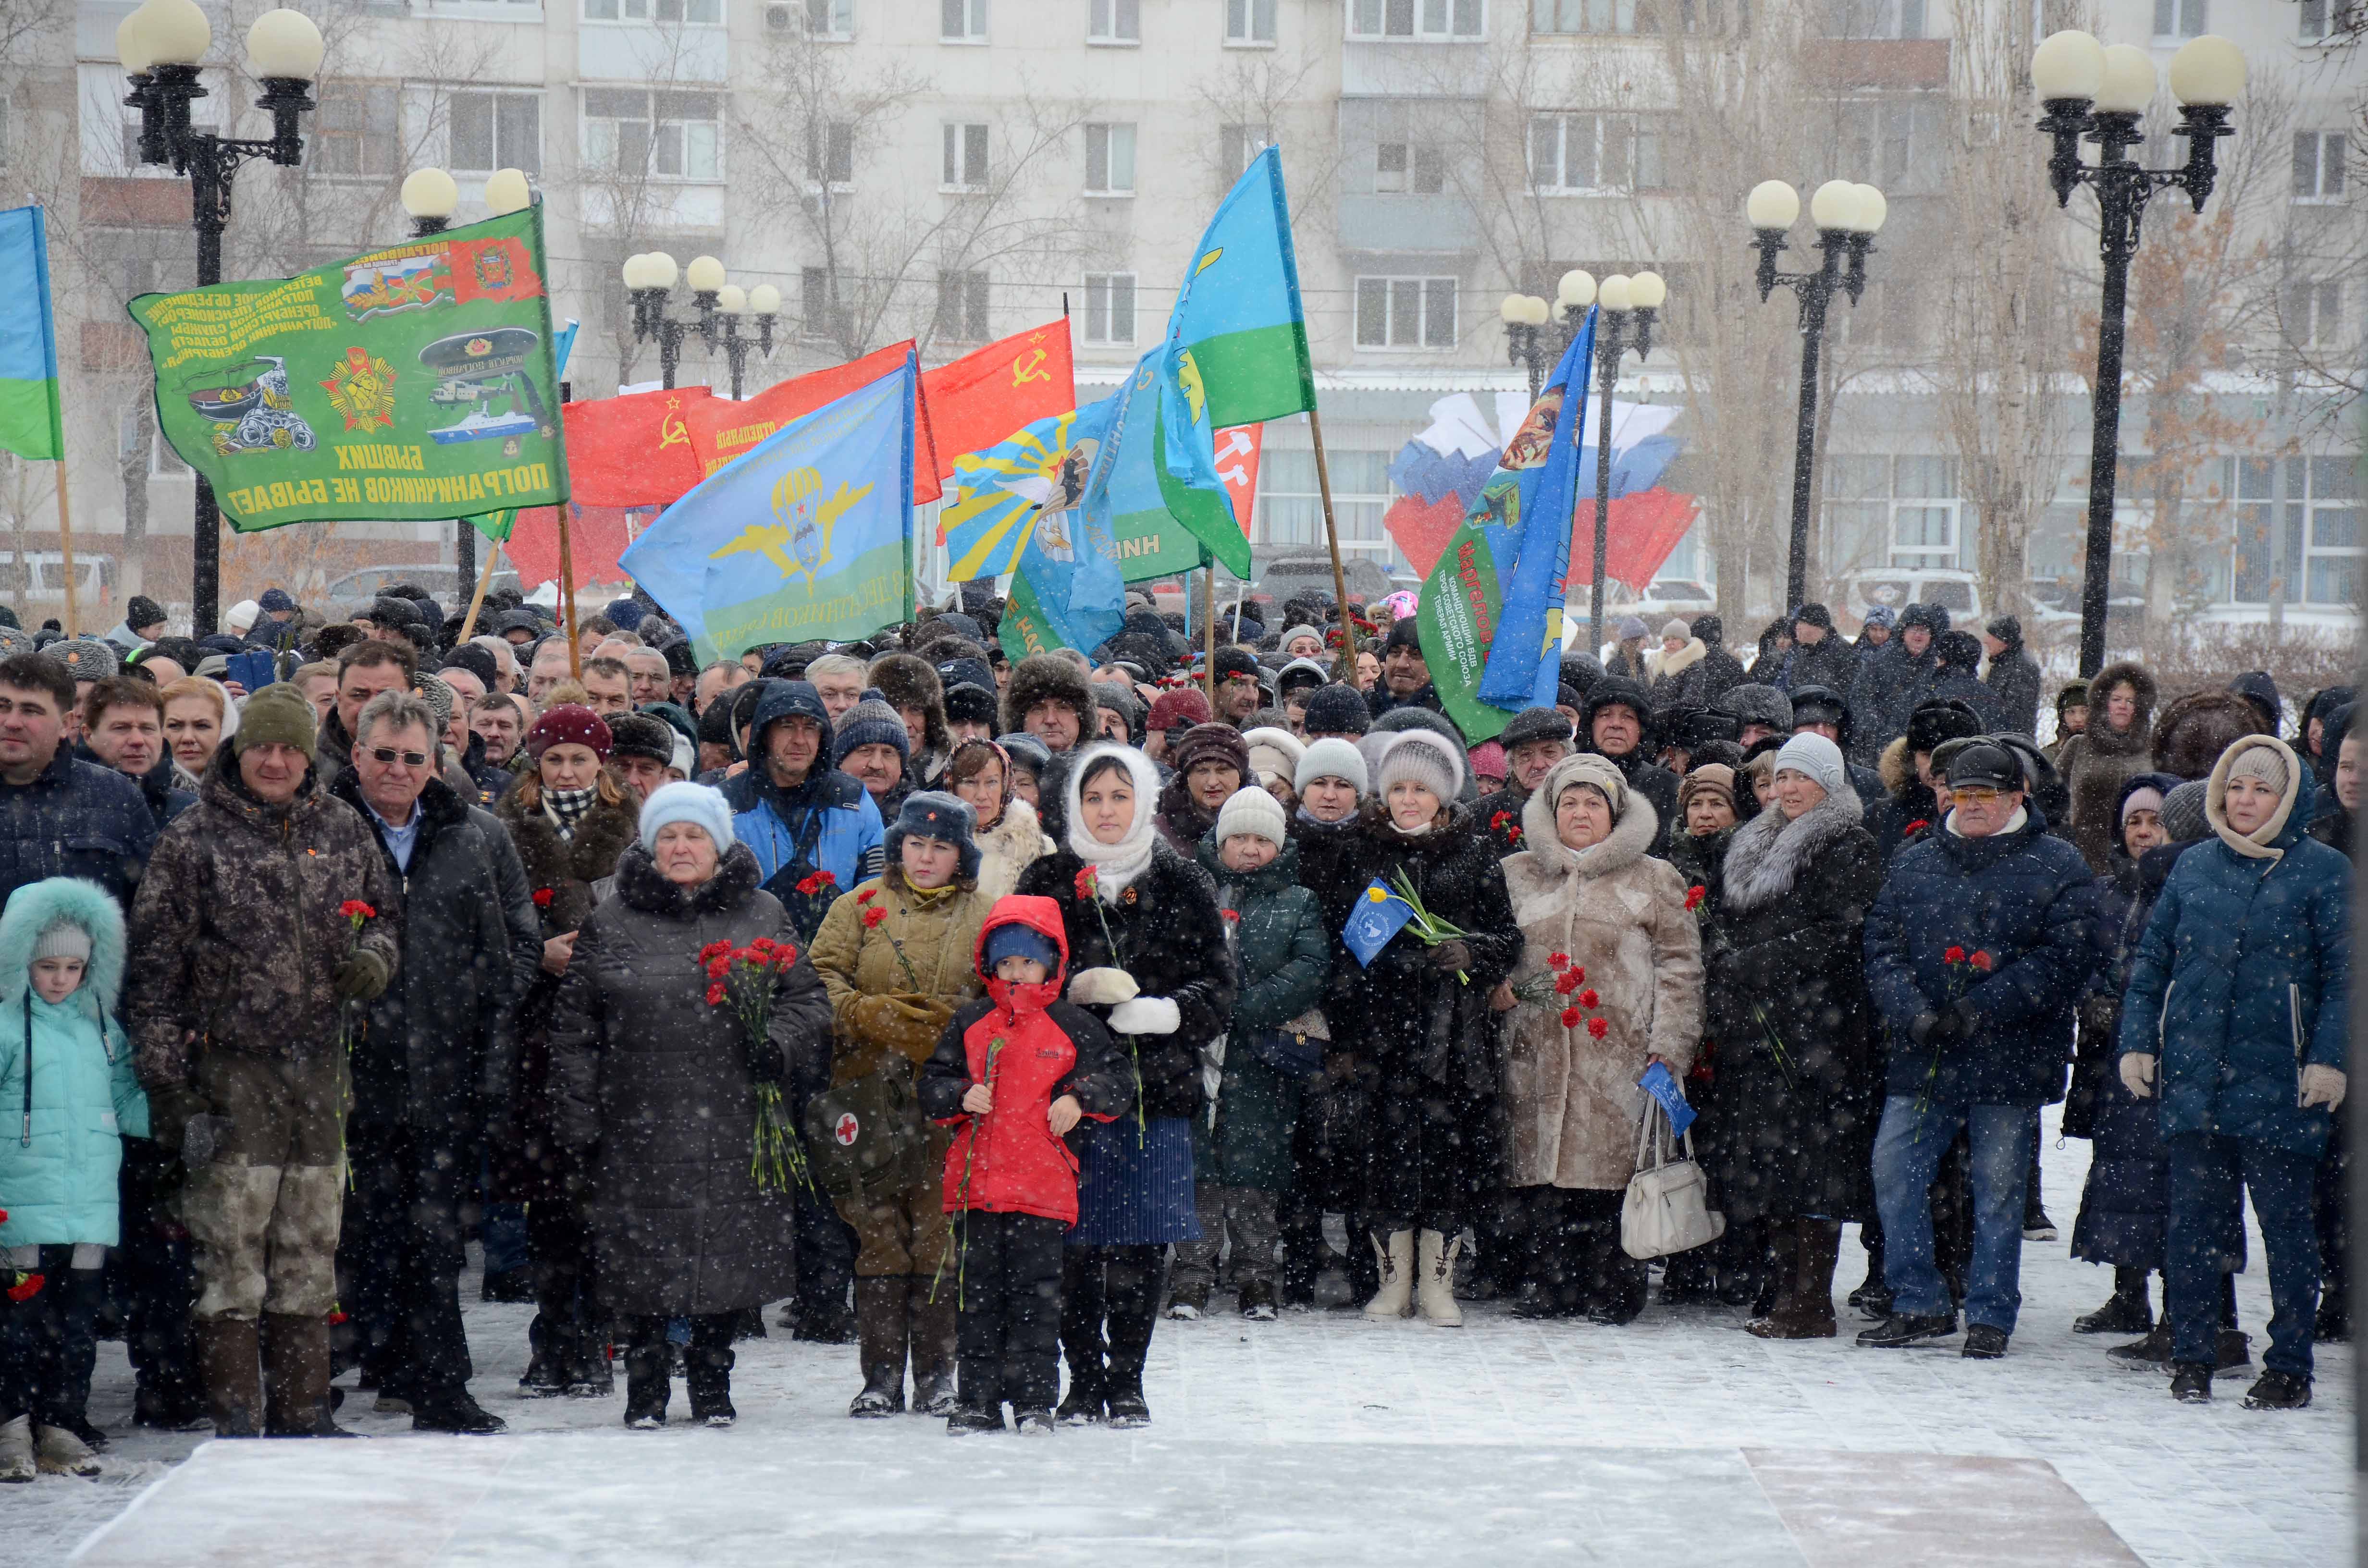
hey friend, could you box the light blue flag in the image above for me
[619,356,914,663]
[938,407,1088,583]
[1009,386,1126,654]
[1477,307,1596,710]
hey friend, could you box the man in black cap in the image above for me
[1859,738,2095,1360]
[604,711,677,805]
[1866,697,1986,867]
[1787,685,1885,808]
[1981,616,2042,737]
[1779,603,1857,696]
[1690,614,1748,703]
[1476,706,1574,857]
[1928,631,1997,728]
[1213,646,1265,727]
[1579,678,1678,855]
[1369,619,1438,720]
[1849,602,1946,767]
[1303,683,1370,743]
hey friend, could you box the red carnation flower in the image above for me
[1905,819,1930,835]
[774,949,797,972]
[1221,909,1240,923]
[1944,944,1966,965]
[1559,1006,1581,1029]
[1684,884,1705,911]
[1491,811,1512,831]
[1074,867,1099,900]
[699,940,732,964]
[704,981,726,1006]
[532,887,555,909]
[1569,965,1585,984]
[705,956,731,979]
[1578,988,1599,1009]
[5,1271,44,1302]
[339,900,375,921]
[863,907,887,929]
[1586,1016,1609,1039]
[1549,952,1569,970]
[1970,950,1995,972]
[855,886,876,904]
[750,936,777,954]
[1554,970,1581,996]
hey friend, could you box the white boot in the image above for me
[34,1423,99,1477]
[1417,1230,1463,1327]
[0,1416,34,1483]
[1363,1232,1414,1320]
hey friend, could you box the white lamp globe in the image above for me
[246,8,324,80]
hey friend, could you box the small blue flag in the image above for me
[1342,879,1415,968]
[1639,1061,1697,1138]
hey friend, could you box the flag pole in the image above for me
[457,533,502,642]
[1307,408,1359,678]
[1201,552,1217,704]
[52,457,76,639]
[556,505,580,679]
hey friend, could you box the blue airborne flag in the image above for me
[1476,306,1595,709]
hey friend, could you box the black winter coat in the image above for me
[333,772,541,1145]
[2069,840,2186,1269]
[1290,810,1377,1056]
[1473,784,1534,858]
[76,744,195,832]
[1847,643,1938,768]
[1985,646,2044,738]
[1863,808,2097,1108]
[1704,794,1883,1223]
[1014,838,1236,1121]
[1697,644,1751,704]
[1925,667,1997,731]
[0,746,158,912]
[549,842,833,1317]
[1586,747,1679,858]
[1780,637,1858,698]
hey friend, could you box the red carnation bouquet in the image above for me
[1916,945,1995,1117]
[1510,951,1611,1039]
[698,937,813,1194]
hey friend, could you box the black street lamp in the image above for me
[1580,271,1665,656]
[2031,29,2245,676]
[119,0,324,635]
[403,167,538,597]
[624,252,732,391]
[1499,287,1580,402]
[710,283,782,401]
[1749,177,1886,618]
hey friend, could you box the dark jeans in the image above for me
[116,1140,199,1409]
[342,1122,473,1401]
[528,1186,600,1359]
[2168,1132,2319,1378]
[0,1247,104,1426]
[1060,1242,1162,1400]
[2315,1114,2348,1319]
[952,1212,1066,1414]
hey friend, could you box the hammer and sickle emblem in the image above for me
[656,412,688,449]
[1011,348,1049,387]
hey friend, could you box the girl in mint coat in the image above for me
[0,877,146,1480]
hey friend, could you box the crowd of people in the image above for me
[0,579,2351,1467]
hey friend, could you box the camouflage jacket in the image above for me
[128,747,403,1088]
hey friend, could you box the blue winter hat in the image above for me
[259,588,297,614]
[885,790,979,882]
[833,691,912,767]
[639,780,736,852]
[1861,605,1896,631]
[984,921,1060,975]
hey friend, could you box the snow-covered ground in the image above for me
[12,1109,2352,1567]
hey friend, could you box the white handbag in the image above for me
[1620,1103,1726,1261]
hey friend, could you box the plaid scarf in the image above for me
[543,784,597,842]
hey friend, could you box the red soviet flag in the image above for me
[561,387,713,508]
[920,319,1074,478]
[682,341,941,503]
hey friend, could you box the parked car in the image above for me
[0,551,117,612]
[1842,567,1982,632]
[324,563,523,615]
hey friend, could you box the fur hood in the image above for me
[1722,773,1864,913]
[868,652,952,762]
[1877,735,1916,800]
[1002,652,1095,737]
[1648,637,1707,681]
[2082,660,2159,757]
[2153,688,2270,783]
[1511,753,1659,883]
[614,838,765,918]
[0,876,127,1013]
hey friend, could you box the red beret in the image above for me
[526,703,613,762]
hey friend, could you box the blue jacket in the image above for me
[1865,805,2097,1106]
[0,877,147,1247]
[2118,738,2351,1157]
[717,683,884,930]
[0,747,158,913]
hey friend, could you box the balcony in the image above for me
[1811,38,1950,91]
[80,177,190,226]
[1337,193,1477,256]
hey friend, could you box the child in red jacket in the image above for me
[921,894,1132,1435]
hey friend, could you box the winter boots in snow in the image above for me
[1364,1231,1414,1320]
[196,1317,263,1438]
[686,1343,736,1428]
[0,1416,33,1483]
[1855,1311,1960,1349]
[908,1277,959,1418]
[410,1389,506,1434]
[2076,1268,2154,1334]
[1101,1255,1159,1427]
[1747,1220,1841,1340]
[1239,1280,1280,1322]
[260,1314,354,1437]
[1416,1231,1462,1327]
[850,1278,908,1418]
[1961,1324,2010,1359]
[34,1423,101,1475]
[622,1340,669,1429]
[2241,1370,2311,1410]
[1165,1279,1209,1321]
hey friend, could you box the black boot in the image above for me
[622,1334,669,1429]
[1102,1248,1161,1429]
[518,1313,570,1398]
[849,1278,907,1419]
[1057,1252,1107,1426]
[907,1276,959,1418]
[686,1320,736,1428]
[2075,1268,2153,1334]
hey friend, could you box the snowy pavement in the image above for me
[12,1109,2353,1566]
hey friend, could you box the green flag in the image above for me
[128,207,568,533]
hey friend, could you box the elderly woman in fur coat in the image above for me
[1496,755,1702,1323]
[1703,732,1882,1341]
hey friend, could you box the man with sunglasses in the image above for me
[1859,738,2097,1361]
[327,689,541,1435]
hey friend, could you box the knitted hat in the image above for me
[34,918,91,965]
[224,599,261,635]
[2225,742,2291,796]
[413,673,455,737]
[1171,721,1250,783]
[1147,686,1212,735]
[1772,732,1846,797]
[1500,706,1575,751]
[1295,735,1369,796]
[128,594,169,631]
[1617,616,1649,640]
[1383,617,1423,654]
[230,681,315,761]
[607,711,676,766]
[1376,728,1464,803]
[1659,618,1691,642]
[525,704,614,763]
[833,693,911,767]
[1794,603,1834,632]
[1986,614,2023,646]
[1942,740,2023,793]
[984,920,1060,975]
[2161,779,2211,843]
[945,682,999,731]
[2121,782,2165,825]
[1302,683,1370,737]
[1241,725,1305,790]
[50,638,116,682]
[1690,614,1725,646]
[257,589,296,615]
[639,780,736,851]
[1552,750,1628,819]
[1933,629,1984,669]
[1860,605,1896,631]
[1215,784,1288,847]
[1280,624,1322,649]
[886,789,979,882]
[1213,646,1261,684]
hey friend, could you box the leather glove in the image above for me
[743,1032,788,1086]
[333,949,392,1003]
[2119,1053,2156,1100]
[1430,939,1473,973]
[1068,967,1140,1006]
[144,1082,210,1157]
[2301,1064,2348,1112]
[1106,996,1181,1036]
[1910,1007,1964,1046]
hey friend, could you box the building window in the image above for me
[2287,275,2346,349]
[449,91,541,176]
[801,266,853,342]
[2302,456,2360,606]
[1355,276,1456,349]
[1531,0,1640,34]
[1221,123,1271,177]
[1529,114,1662,192]
[2298,0,2359,38]
[1822,455,1961,571]
[120,406,187,477]
[1089,0,1139,42]
[805,0,854,34]
[1227,0,1277,42]
[1832,99,1940,194]
[1814,0,1924,37]
[1085,123,1135,194]
[309,83,399,178]
[584,0,723,20]
[936,270,989,341]
[2294,131,2346,200]
[1258,445,1390,551]
[583,89,721,180]
[1375,140,1445,194]
[1350,0,1482,39]
[942,122,988,187]
[2151,0,2203,39]
[942,0,988,41]
[809,121,854,185]
[1084,272,1135,344]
